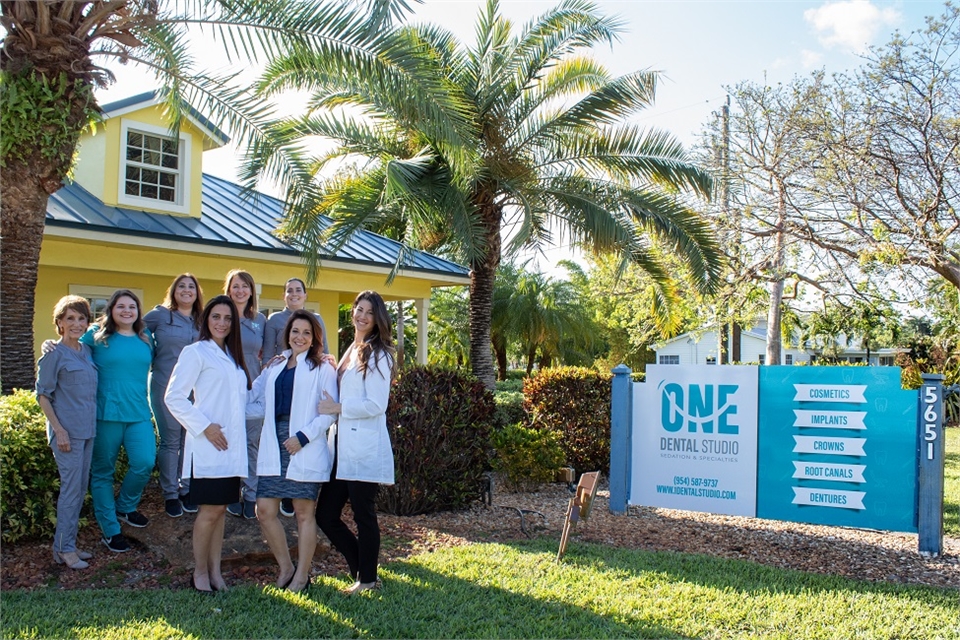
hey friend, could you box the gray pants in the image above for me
[242,416,262,501]
[52,435,93,553]
[151,381,189,500]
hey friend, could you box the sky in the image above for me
[95,0,946,272]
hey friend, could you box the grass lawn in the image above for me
[2,539,957,640]
[946,427,959,537]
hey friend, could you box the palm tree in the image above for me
[0,0,417,392]
[250,0,723,388]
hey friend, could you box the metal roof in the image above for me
[45,174,470,280]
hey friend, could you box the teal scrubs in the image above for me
[81,326,155,539]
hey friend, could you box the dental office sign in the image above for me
[633,366,759,517]
[630,365,919,532]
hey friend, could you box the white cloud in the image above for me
[800,49,825,68]
[804,0,901,53]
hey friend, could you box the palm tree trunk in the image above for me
[1,160,59,392]
[493,338,508,381]
[468,198,501,390]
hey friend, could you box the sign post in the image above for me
[609,364,632,514]
[918,374,945,557]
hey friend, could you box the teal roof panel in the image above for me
[45,174,470,280]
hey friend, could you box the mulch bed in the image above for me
[3,481,958,591]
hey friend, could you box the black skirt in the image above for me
[187,476,241,506]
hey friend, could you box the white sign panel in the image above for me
[791,487,866,510]
[631,365,759,516]
[792,435,867,456]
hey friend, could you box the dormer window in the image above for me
[117,119,191,214]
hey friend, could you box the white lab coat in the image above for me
[164,340,248,479]
[250,350,338,482]
[332,346,395,485]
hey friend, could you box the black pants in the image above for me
[316,477,381,583]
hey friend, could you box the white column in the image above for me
[415,297,430,365]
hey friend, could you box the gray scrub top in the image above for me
[35,342,98,441]
[144,306,200,389]
[239,312,266,380]
[263,308,330,358]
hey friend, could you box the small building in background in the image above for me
[653,325,905,366]
[37,91,469,360]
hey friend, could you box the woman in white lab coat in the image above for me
[249,310,338,593]
[316,290,395,595]
[165,295,250,593]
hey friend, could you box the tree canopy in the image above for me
[248,0,722,387]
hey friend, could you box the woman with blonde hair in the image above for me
[223,269,266,519]
[36,295,98,569]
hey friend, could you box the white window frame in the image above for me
[785,354,793,365]
[659,354,680,365]
[117,119,191,215]
[705,356,717,365]
[69,285,146,322]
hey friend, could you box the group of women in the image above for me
[36,271,396,596]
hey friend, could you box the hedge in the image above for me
[379,365,495,515]
[524,367,611,476]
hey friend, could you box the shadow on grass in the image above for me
[0,567,681,639]
[529,536,959,603]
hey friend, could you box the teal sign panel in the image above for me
[756,367,918,532]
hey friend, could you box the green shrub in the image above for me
[380,365,495,515]
[0,390,60,543]
[495,378,524,393]
[490,423,565,492]
[493,390,526,428]
[524,367,611,476]
[899,347,960,427]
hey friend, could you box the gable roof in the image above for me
[100,91,230,147]
[45,174,470,283]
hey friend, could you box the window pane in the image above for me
[159,172,176,188]
[126,146,142,162]
[125,181,139,196]
[161,139,179,155]
[142,184,158,199]
[127,132,143,148]
[125,166,140,180]
[161,153,179,169]
[144,135,161,151]
[159,187,175,202]
[143,151,161,166]
[141,169,159,185]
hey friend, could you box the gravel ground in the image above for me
[3,482,957,591]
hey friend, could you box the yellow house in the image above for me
[38,91,469,359]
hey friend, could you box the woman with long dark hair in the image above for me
[144,273,204,518]
[249,310,338,592]
[81,289,155,553]
[165,295,250,592]
[316,290,396,595]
